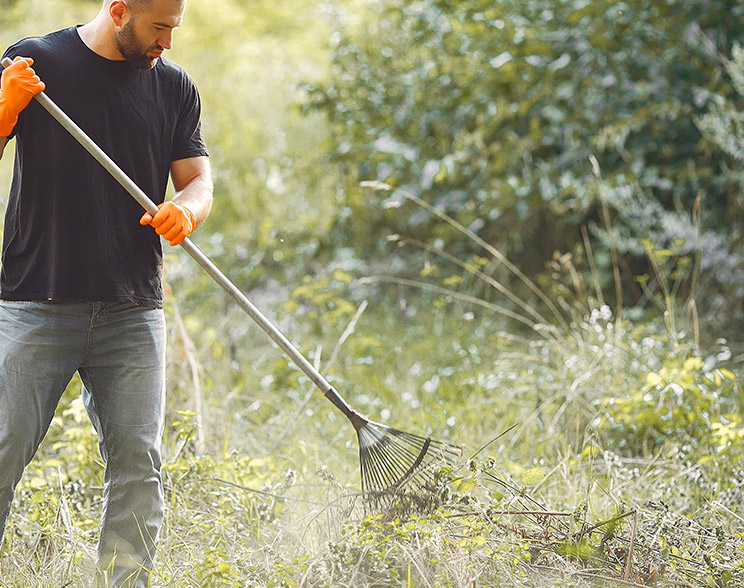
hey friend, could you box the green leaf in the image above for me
[521,467,546,486]
[456,477,478,493]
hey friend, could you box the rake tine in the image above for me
[360,460,373,496]
[396,441,432,479]
[389,437,431,491]
[367,439,405,490]
[365,459,392,496]
[361,437,405,496]
[370,436,413,470]
[386,428,457,467]
[365,461,388,496]
[371,438,422,487]
[383,426,457,460]
[360,443,389,494]
[361,435,398,492]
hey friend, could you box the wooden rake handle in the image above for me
[1,57,357,419]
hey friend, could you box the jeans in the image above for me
[0,300,166,587]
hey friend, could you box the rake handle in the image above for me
[1,57,358,420]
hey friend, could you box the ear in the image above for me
[109,0,129,27]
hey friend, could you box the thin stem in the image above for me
[394,236,552,327]
[396,188,571,333]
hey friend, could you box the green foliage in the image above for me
[696,42,744,162]
[601,355,743,455]
[306,0,744,303]
[281,270,358,335]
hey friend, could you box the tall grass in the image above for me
[2,182,742,587]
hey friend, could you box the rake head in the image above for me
[356,418,462,511]
[323,386,461,511]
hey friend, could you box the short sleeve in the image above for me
[171,72,208,162]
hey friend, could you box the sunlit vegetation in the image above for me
[1,0,743,586]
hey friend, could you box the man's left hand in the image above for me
[139,201,195,246]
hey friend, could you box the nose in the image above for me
[157,29,174,50]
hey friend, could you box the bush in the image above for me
[306,0,744,303]
[601,355,742,455]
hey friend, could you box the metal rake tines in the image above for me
[357,421,461,509]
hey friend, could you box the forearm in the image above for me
[172,172,213,229]
[170,156,213,229]
[142,157,213,247]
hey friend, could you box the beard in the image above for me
[114,18,162,70]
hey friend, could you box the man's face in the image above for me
[114,0,186,70]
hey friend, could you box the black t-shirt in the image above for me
[1,27,208,307]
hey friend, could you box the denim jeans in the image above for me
[0,300,166,587]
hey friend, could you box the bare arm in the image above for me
[170,155,213,228]
[0,136,9,160]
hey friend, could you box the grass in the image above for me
[1,251,742,587]
[3,183,743,587]
[1,179,742,588]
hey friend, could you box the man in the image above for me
[0,0,213,585]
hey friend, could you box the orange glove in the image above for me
[139,201,195,246]
[0,57,45,137]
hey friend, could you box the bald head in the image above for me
[104,0,151,5]
[103,0,148,7]
[104,0,184,14]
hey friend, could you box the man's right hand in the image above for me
[0,57,45,137]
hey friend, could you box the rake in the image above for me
[3,58,462,507]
